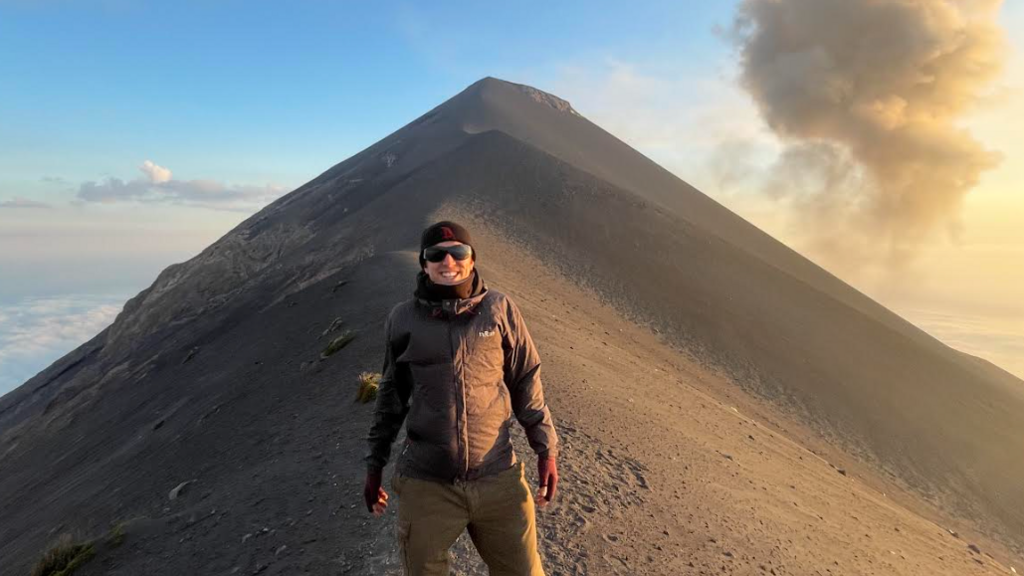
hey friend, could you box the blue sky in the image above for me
[1,1,1022,395]
[0,0,732,194]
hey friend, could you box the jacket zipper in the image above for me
[446,312,470,482]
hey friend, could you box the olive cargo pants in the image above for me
[391,461,545,576]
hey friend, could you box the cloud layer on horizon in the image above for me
[0,197,52,209]
[0,294,126,397]
[898,305,1024,381]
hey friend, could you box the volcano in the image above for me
[2,77,1022,575]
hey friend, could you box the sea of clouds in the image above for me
[0,294,126,397]
[902,306,1024,381]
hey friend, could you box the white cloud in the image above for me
[76,160,289,211]
[140,159,172,183]
[0,197,52,209]
[0,294,126,397]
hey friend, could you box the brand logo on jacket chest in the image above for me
[478,329,496,337]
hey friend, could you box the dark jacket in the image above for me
[365,276,558,482]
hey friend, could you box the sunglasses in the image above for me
[423,244,473,263]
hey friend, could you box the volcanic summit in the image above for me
[2,77,1022,575]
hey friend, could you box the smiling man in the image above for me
[364,221,559,576]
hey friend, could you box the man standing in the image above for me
[363,221,559,576]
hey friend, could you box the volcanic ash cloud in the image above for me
[732,0,1006,262]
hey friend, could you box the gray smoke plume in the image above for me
[732,0,1006,264]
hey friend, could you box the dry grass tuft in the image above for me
[356,372,381,403]
[31,534,95,576]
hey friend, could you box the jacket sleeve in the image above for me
[365,312,411,472]
[503,296,559,460]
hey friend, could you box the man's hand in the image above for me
[364,469,389,517]
[535,457,558,507]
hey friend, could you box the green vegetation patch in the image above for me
[31,534,95,576]
[107,522,126,548]
[321,331,357,359]
[356,372,381,404]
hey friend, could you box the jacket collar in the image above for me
[415,271,488,316]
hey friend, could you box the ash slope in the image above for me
[1,77,1022,574]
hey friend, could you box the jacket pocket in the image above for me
[500,383,512,420]
[466,323,504,382]
[467,381,504,416]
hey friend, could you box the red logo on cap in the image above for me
[440,226,456,240]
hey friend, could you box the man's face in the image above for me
[422,241,475,285]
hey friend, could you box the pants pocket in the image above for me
[397,520,411,573]
[505,461,528,498]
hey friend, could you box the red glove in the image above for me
[363,468,388,515]
[537,457,558,506]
